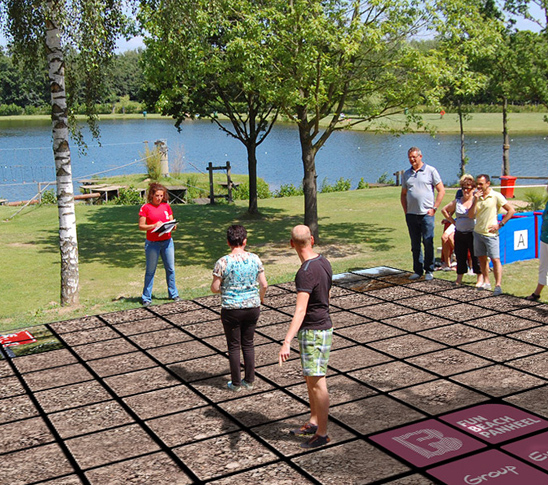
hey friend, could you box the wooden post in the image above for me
[155,140,169,177]
[208,162,215,204]
[226,161,233,203]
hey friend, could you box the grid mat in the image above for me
[2,267,548,484]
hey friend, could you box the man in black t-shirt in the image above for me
[279,225,333,449]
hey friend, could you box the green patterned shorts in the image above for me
[297,328,333,376]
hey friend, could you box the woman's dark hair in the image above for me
[147,183,169,203]
[227,225,247,247]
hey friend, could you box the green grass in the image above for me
[1,185,546,333]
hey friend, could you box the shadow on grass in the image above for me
[34,203,396,270]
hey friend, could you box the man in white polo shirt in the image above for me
[469,174,515,296]
[401,147,445,281]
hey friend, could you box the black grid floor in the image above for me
[2,267,548,484]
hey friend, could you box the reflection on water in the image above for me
[1,118,547,201]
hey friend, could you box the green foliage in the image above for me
[0,103,24,116]
[274,184,304,198]
[320,177,352,193]
[141,145,162,181]
[39,189,57,205]
[524,190,548,211]
[357,178,368,190]
[109,186,144,206]
[184,174,205,200]
[376,173,396,186]
[232,179,272,200]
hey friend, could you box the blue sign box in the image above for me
[499,211,543,265]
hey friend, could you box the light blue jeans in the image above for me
[142,238,178,303]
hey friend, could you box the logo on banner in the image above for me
[0,330,36,347]
[514,230,528,250]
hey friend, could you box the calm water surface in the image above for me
[1,118,547,202]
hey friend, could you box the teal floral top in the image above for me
[213,252,264,309]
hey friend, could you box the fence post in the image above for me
[155,140,169,177]
[208,162,215,204]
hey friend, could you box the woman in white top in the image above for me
[441,174,484,286]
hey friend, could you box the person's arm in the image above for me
[468,192,479,218]
[427,181,445,216]
[138,215,163,232]
[400,187,408,214]
[491,202,515,233]
[279,291,310,364]
[258,272,268,304]
[441,200,457,224]
[211,275,222,294]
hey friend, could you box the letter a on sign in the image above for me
[514,230,528,250]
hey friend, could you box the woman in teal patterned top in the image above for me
[211,225,268,391]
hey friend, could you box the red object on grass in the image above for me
[0,330,36,347]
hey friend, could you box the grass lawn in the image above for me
[1,185,546,333]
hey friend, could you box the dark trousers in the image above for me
[405,213,435,275]
[221,307,260,386]
[454,230,481,275]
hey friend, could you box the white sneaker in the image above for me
[409,273,421,280]
[493,286,502,296]
[481,283,492,291]
[425,272,434,281]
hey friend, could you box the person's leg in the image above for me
[221,309,242,387]
[305,375,329,436]
[454,231,468,280]
[142,240,159,303]
[474,233,490,287]
[240,307,260,384]
[422,214,435,274]
[534,241,548,297]
[486,235,502,288]
[492,258,503,287]
[160,238,179,299]
[406,214,424,275]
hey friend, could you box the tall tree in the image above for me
[270,0,433,239]
[1,0,130,305]
[139,0,279,214]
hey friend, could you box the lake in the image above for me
[1,118,548,202]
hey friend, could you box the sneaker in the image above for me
[300,434,331,449]
[227,381,241,392]
[526,293,541,301]
[290,422,318,436]
[409,273,421,280]
[493,286,502,296]
[142,300,151,307]
[241,379,254,391]
[482,283,492,291]
[172,296,181,302]
[425,272,434,281]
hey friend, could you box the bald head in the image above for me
[291,225,312,248]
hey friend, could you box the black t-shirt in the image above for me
[295,255,333,331]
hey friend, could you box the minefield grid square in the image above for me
[172,321,225,339]
[85,351,157,378]
[458,336,545,362]
[510,326,548,347]
[352,302,416,320]
[504,385,548,418]
[436,286,492,302]
[470,294,542,311]
[104,366,180,397]
[451,365,546,398]
[367,334,446,359]
[470,313,541,334]
[406,348,491,376]
[390,379,488,414]
[256,309,292,326]
[168,353,230,382]
[166,308,220,326]
[426,302,497,322]
[146,340,217,365]
[329,293,384,310]
[113,317,173,336]
[365,284,425,301]
[397,294,457,311]
[0,360,14,378]
[48,316,104,334]
[127,327,194,349]
[190,374,275,403]
[101,307,153,324]
[0,416,54,453]
[328,345,393,372]
[151,299,203,315]
[0,394,39,423]
[12,348,77,373]
[70,338,139,360]
[335,322,406,344]
[330,311,373,328]
[207,462,314,484]
[21,364,94,392]
[348,361,437,392]
[509,305,548,324]
[59,326,120,346]
[507,352,548,379]
[146,405,241,447]
[418,323,496,346]
[34,380,112,413]
[404,278,455,292]
[122,384,206,420]
[381,312,454,332]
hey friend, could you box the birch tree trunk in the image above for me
[46,2,79,305]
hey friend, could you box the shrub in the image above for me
[524,190,548,212]
[320,177,351,193]
[0,104,24,116]
[109,186,144,205]
[233,178,271,200]
[356,177,368,189]
[141,144,162,181]
[376,172,395,185]
[40,189,57,205]
[274,183,304,198]
[184,174,205,200]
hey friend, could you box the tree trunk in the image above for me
[246,142,258,214]
[299,131,319,240]
[458,102,467,178]
[502,96,510,176]
[46,2,79,305]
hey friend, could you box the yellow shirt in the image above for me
[474,190,507,237]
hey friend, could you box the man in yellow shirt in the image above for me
[468,174,515,296]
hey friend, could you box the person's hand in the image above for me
[279,341,291,366]
[473,189,482,199]
[154,221,163,228]
[427,208,436,216]
[488,224,499,233]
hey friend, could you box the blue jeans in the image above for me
[405,213,435,275]
[142,238,178,303]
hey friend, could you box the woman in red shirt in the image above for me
[138,183,179,306]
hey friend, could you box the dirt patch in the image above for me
[257,241,361,266]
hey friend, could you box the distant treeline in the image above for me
[0,46,546,117]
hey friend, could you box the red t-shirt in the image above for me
[139,202,173,242]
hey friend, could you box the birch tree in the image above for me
[1,0,130,305]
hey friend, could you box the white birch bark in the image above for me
[46,1,79,305]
